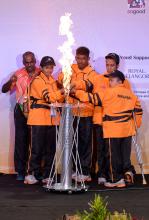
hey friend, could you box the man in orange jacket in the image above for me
[1,51,40,180]
[93,53,132,185]
[24,56,64,184]
[70,70,143,187]
[58,47,98,182]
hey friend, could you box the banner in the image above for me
[0,0,149,173]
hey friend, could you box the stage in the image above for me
[0,174,149,220]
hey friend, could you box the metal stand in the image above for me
[44,103,88,193]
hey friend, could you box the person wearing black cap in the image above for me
[70,70,143,188]
[24,56,64,184]
[92,53,132,185]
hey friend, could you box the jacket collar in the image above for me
[71,64,94,74]
[40,72,54,83]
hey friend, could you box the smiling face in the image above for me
[106,58,119,74]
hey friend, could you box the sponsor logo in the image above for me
[127,0,146,14]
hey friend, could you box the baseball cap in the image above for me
[105,70,125,83]
[105,53,120,65]
[40,56,56,67]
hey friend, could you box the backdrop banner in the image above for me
[0,0,149,173]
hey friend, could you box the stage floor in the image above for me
[0,174,149,220]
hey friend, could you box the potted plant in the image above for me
[62,195,139,220]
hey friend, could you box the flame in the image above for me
[58,13,75,94]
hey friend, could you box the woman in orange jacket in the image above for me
[24,56,64,184]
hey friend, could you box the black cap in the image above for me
[105,53,120,65]
[105,70,125,83]
[40,56,56,67]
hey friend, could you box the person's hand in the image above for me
[60,88,65,95]
[56,80,63,89]
[10,74,17,82]
[70,86,76,95]
[70,82,76,90]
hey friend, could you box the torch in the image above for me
[58,13,75,101]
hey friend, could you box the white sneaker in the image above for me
[124,171,134,184]
[24,175,38,185]
[75,174,92,182]
[98,177,107,185]
[72,172,77,179]
[104,179,126,188]
[42,178,53,185]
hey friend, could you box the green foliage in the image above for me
[77,195,133,220]
[78,194,109,220]
[108,210,132,220]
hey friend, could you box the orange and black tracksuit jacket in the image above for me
[58,64,99,175]
[93,72,132,126]
[26,72,64,178]
[73,83,143,138]
[27,72,64,126]
[58,64,98,117]
[73,80,142,182]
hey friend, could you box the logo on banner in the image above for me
[128,0,146,14]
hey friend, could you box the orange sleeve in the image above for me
[53,81,64,102]
[31,78,63,103]
[92,74,101,92]
[74,80,86,91]
[124,79,131,90]
[57,72,64,84]
[42,82,64,103]
[70,76,93,92]
[30,78,43,98]
[134,98,143,128]
[49,81,64,103]
[74,90,104,106]
[47,90,63,103]
[75,90,94,103]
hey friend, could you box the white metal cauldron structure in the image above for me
[44,102,88,193]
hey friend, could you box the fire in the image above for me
[58,13,75,94]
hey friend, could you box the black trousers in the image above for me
[94,124,107,178]
[74,117,93,175]
[14,103,29,175]
[105,136,135,182]
[28,125,56,178]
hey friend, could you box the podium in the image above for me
[44,103,88,193]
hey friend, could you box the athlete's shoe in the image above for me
[124,171,134,185]
[24,175,38,184]
[42,178,53,185]
[104,179,126,188]
[74,174,92,182]
[16,173,25,181]
[98,177,107,185]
